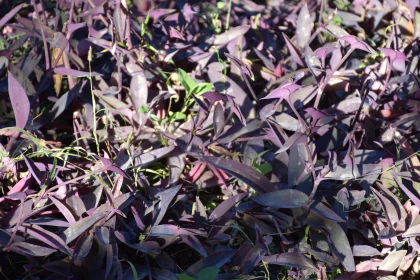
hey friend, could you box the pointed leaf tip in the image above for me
[7,71,30,130]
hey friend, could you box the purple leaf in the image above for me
[47,81,86,122]
[123,264,149,280]
[65,194,86,219]
[296,4,312,49]
[202,156,274,193]
[0,230,11,246]
[60,212,108,244]
[264,252,317,270]
[253,48,275,70]
[276,131,306,154]
[333,187,349,225]
[308,213,355,271]
[19,224,72,255]
[371,188,403,231]
[314,47,335,60]
[98,157,130,178]
[209,193,248,222]
[182,235,207,257]
[288,144,306,187]
[25,217,69,227]
[53,67,101,77]
[1,196,31,229]
[67,22,86,37]
[339,35,359,45]
[127,63,148,120]
[48,195,77,225]
[168,148,186,186]
[324,23,350,38]
[149,9,176,23]
[226,94,246,126]
[22,155,45,186]
[378,250,407,273]
[77,6,105,18]
[214,25,250,45]
[113,192,140,211]
[133,146,175,169]
[7,71,30,130]
[324,164,377,180]
[402,224,420,237]
[213,102,225,138]
[7,242,56,257]
[42,261,73,277]
[0,3,25,29]
[168,26,185,40]
[151,268,178,280]
[261,83,301,100]
[311,202,345,222]
[114,3,128,42]
[184,250,237,276]
[339,36,376,54]
[115,231,161,254]
[352,245,381,257]
[95,226,110,246]
[282,33,304,67]
[351,42,376,54]
[305,45,323,79]
[73,232,94,262]
[378,47,408,61]
[203,92,227,104]
[314,46,335,68]
[252,189,309,208]
[207,69,254,120]
[330,47,342,70]
[149,225,206,237]
[392,171,420,208]
[156,252,177,272]
[153,185,182,225]
[131,206,146,230]
[218,119,263,144]
[289,84,318,109]
[225,52,254,80]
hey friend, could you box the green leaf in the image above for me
[178,68,196,95]
[191,83,213,96]
[141,11,151,37]
[171,111,186,121]
[120,260,138,280]
[217,2,226,9]
[205,202,217,210]
[144,44,158,53]
[255,162,272,175]
[197,266,219,280]
[149,114,159,122]
[176,274,195,280]
[138,105,149,114]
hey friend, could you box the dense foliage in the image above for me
[1,0,420,279]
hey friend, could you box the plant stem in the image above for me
[225,0,232,30]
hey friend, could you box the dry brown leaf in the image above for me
[52,47,64,96]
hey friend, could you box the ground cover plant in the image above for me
[0,0,420,279]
